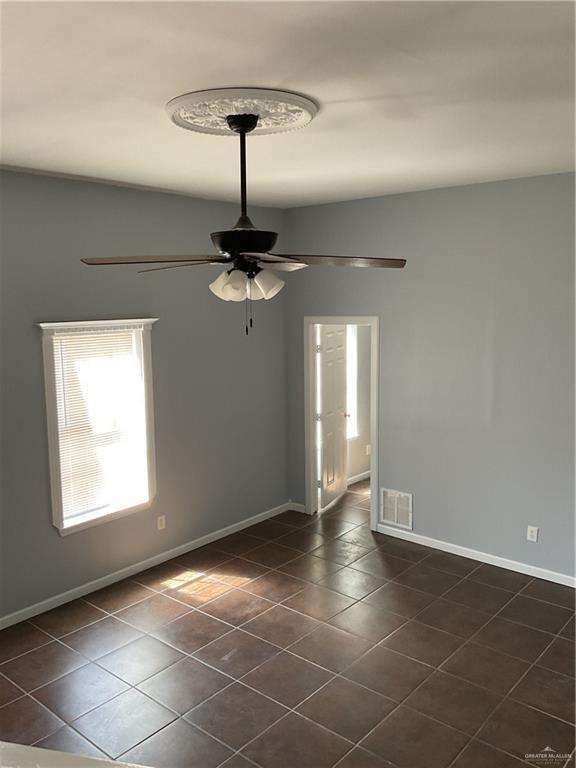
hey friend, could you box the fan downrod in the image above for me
[227,113,258,227]
[210,112,279,258]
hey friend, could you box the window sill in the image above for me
[55,498,153,536]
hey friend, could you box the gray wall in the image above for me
[1,171,573,620]
[0,171,288,617]
[284,174,574,576]
[347,324,371,480]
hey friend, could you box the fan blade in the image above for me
[272,254,406,268]
[138,261,220,274]
[240,252,300,263]
[81,255,229,266]
[260,260,308,272]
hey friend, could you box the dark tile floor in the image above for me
[0,479,574,768]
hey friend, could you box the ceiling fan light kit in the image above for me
[209,268,284,302]
[82,86,406,334]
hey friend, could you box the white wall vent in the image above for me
[380,488,413,530]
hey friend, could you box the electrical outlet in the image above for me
[157,515,166,531]
[366,444,371,456]
[526,525,538,543]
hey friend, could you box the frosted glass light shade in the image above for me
[222,270,248,302]
[254,269,285,299]
[209,268,284,303]
[247,279,265,300]
[209,271,232,300]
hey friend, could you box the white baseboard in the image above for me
[0,501,302,630]
[288,502,308,514]
[377,524,576,588]
[348,471,370,486]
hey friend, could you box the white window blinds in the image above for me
[40,320,157,533]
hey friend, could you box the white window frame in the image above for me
[39,318,158,536]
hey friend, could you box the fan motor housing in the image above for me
[211,227,278,256]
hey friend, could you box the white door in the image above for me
[317,325,348,511]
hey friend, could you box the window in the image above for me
[346,324,359,439]
[39,319,157,534]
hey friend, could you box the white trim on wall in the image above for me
[378,523,576,587]
[2,497,571,629]
[38,318,159,536]
[287,502,306,513]
[0,500,306,630]
[38,319,158,331]
[303,316,379,522]
[348,470,370,485]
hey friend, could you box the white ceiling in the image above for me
[1,2,573,207]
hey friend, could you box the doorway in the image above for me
[304,316,379,529]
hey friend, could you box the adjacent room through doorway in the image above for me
[304,317,378,526]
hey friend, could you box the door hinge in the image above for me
[315,413,322,422]
[317,480,322,488]
[315,344,322,353]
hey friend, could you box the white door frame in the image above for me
[304,316,379,529]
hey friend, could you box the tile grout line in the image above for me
[3,582,572,723]
[2,541,317,676]
[204,558,491,767]
[440,583,575,767]
[79,526,406,764]
[5,589,312,704]
[12,648,576,762]
[228,559,495,768]
[111,556,380,767]
[2,502,573,767]
[2,584,573,711]
[350,569,535,767]
[29,595,321,763]
[443,631,573,766]
[334,561,501,763]
[19,573,574,767]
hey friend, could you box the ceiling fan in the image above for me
[82,88,406,333]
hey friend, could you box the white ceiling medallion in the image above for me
[166,87,318,136]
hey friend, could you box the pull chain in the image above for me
[241,278,257,336]
[243,278,254,335]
